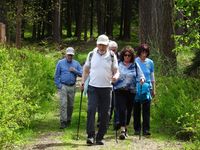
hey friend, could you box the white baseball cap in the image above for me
[66,47,75,55]
[96,34,109,45]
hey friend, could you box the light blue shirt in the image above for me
[135,57,154,83]
[54,58,82,89]
[114,62,145,92]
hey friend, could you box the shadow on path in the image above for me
[33,142,88,149]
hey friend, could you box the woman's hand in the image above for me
[140,78,145,84]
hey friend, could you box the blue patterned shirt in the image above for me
[54,58,82,89]
[114,62,145,92]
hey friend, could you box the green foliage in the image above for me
[0,46,56,149]
[174,0,200,53]
[152,76,200,141]
[174,0,200,76]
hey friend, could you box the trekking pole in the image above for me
[76,90,83,140]
[139,103,142,140]
[139,85,142,140]
[112,86,118,143]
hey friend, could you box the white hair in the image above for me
[109,40,118,49]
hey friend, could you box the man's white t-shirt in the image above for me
[84,47,118,88]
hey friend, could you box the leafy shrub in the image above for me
[0,46,56,149]
[152,76,200,141]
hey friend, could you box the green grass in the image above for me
[16,91,185,148]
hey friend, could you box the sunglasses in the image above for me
[124,54,131,57]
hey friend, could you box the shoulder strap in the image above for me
[89,52,93,68]
[135,63,138,77]
[110,51,114,69]
[89,51,114,70]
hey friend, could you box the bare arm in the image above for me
[111,68,119,83]
[151,72,156,97]
[81,65,90,90]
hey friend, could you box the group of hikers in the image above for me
[54,34,156,145]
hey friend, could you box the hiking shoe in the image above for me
[96,139,104,145]
[143,131,151,136]
[134,131,140,135]
[97,122,100,128]
[66,120,71,127]
[125,128,128,137]
[119,131,126,140]
[59,122,67,129]
[86,137,94,145]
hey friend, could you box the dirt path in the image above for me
[21,82,184,150]
[21,131,183,150]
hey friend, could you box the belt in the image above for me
[62,83,75,86]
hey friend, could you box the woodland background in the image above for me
[0,0,199,149]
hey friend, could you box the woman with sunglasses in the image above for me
[113,46,145,140]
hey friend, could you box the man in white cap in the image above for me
[55,47,82,129]
[81,35,119,145]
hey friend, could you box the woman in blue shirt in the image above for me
[113,46,145,140]
[134,44,156,136]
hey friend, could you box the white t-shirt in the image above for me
[84,47,118,88]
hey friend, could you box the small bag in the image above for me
[135,82,151,103]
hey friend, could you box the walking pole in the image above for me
[112,86,118,143]
[76,90,83,140]
[139,103,142,140]
[139,85,142,140]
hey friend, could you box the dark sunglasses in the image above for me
[124,54,131,57]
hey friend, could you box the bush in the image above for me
[0,46,56,149]
[152,76,200,141]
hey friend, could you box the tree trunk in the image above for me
[160,0,176,61]
[66,0,72,37]
[32,23,37,40]
[119,0,124,39]
[90,0,94,38]
[0,0,7,43]
[74,0,83,40]
[139,0,152,43]
[0,0,6,24]
[96,0,104,35]
[46,8,53,37]
[53,0,61,43]
[139,0,176,74]
[16,0,23,49]
[37,21,42,40]
[123,0,132,40]
[83,0,89,41]
[106,0,113,37]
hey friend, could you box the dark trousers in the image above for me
[87,85,112,140]
[110,91,120,124]
[114,89,134,127]
[133,101,151,133]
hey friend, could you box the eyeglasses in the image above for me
[124,54,131,57]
